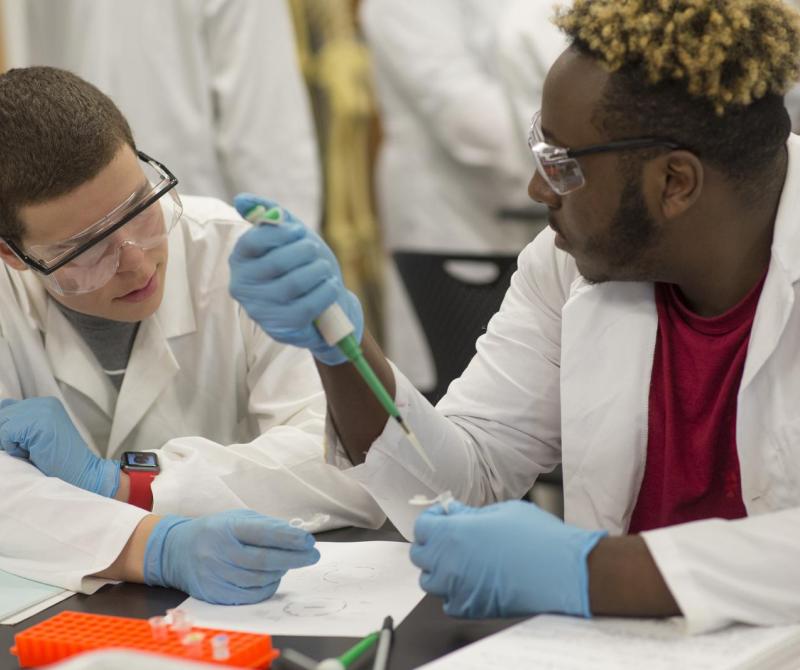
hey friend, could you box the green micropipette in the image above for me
[281,631,380,670]
[245,204,435,472]
[337,630,379,667]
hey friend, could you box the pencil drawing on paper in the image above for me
[323,564,377,586]
[284,597,348,617]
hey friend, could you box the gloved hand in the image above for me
[410,500,607,619]
[144,510,321,605]
[228,194,364,366]
[0,397,119,497]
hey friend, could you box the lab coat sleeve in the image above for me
[152,308,385,533]
[643,509,800,633]
[329,231,571,538]
[359,0,521,177]
[203,0,321,228]
[0,452,148,593]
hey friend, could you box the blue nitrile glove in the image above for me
[144,510,321,605]
[228,194,364,366]
[410,500,608,619]
[0,397,119,497]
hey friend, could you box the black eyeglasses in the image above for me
[528,111,681,195]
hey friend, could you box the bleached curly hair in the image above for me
[555,0,800,114]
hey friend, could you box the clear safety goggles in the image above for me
[527,111,680,196]
[4,152,182,296]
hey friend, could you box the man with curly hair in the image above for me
[229,0,800,630]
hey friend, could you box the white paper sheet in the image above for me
[1,590,75,625]
[0,569,72,624]
[418,615,800,670]
[179,541,424,637]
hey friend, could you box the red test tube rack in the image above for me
[10,610,279,668]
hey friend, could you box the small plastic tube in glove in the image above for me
[410,500,607,619]
[0,397,119,497]
[228,194,364,366]
[144,509,321,605]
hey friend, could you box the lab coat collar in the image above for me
[107,314,179,454]
[9,269,118,420]
[45,304,117,419]
[740,134,800,391]
[560,278,656,534]
[769,134,800,284]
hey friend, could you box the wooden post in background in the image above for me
[0,0,7,72]
[289,0,385,343]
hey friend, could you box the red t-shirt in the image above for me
[628,276,766,533]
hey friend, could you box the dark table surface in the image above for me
[1,523,522,670]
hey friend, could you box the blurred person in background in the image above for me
[360,0,567,391]
[2,0,320,227]
[787,0,800,129]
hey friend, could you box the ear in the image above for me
[655,150,704,220]
[0,241,29,271]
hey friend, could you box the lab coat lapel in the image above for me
[108,315,178,454]
[740,135,800,393]
[560,279,657,534]
[740,259,794,393]
[45,293,116,419]
[107,222,196,454]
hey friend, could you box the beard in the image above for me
[578,172,662,284]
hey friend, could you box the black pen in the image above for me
[372,616,394,670]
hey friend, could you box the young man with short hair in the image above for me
[0,67,383,604]
[229,0,800,630]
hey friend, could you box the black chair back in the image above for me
[393,251,517,404]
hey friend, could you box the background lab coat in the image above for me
[0,196,383,593]
[330,135,800,634]
[6,0,321,226]
[360,0,566,388]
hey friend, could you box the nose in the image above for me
[528,171,561,209]
[116,240,147,272]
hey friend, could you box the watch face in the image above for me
[121,451,160,471]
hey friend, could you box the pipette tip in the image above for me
[395,417,436,471]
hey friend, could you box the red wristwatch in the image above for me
[120,451,160,511]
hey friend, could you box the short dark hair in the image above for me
[594,65,790,199]
[0,67,135,243]
[555,0,800,197]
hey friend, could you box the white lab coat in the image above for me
[786,84,800,133]
[330,135,800,633]
[785,2,800,132]
[0,196,383,594]
[6,0,321,227]
[360,0,567,387]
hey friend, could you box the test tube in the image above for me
[148,616,169,641]
[166,608,193,635]
[211,633,231,661]
[438,491,454,513]
[408,490,455,513]
[181,631,205,657]
[289,512,331,531]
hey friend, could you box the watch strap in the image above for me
[126,470,157,511]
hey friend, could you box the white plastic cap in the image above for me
[315,303,354,346]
